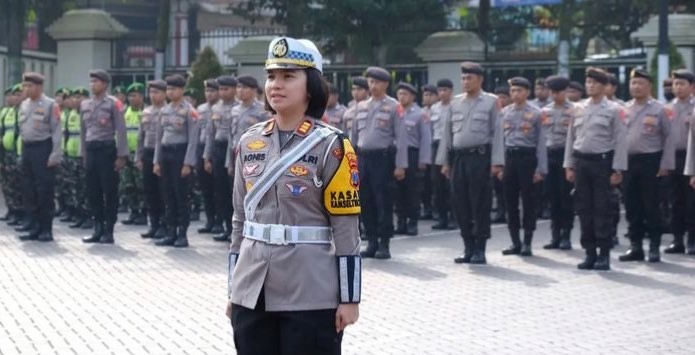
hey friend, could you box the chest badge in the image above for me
[247,140,267,150]
[289,164,308,177]
[286,184,308,196]
[243,164,259,177]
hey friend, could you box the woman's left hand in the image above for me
[335,304,359,333]
[225,301,232,320]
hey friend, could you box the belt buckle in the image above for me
[269,225,287,245]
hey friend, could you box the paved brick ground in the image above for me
[1,214,694,355]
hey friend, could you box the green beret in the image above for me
[71,87,90,96]
[11,83,22,93]
[126,82,145,94]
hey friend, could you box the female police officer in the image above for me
[225,37,361,354]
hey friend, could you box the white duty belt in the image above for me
[243,221,332,245]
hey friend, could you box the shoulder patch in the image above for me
[664,106,674,121]
[324,138,360,215]
[114,99,124,112]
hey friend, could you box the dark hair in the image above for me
[264,68,328,120]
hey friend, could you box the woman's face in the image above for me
[265,69,307,113]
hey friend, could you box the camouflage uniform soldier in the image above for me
[0,84,24,225]
[63,87,92,229]
[121,83,147,226]
[54,88,71,218]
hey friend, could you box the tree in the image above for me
[187,46,224,104]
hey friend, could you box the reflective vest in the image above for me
[124,106,142,153]
[65,109,82,158]
[1,106,19,153]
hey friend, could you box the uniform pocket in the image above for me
[451,113,464,133]
[471,112,488,133]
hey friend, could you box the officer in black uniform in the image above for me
[81,69,128,244]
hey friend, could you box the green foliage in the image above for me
[187,46,224,104]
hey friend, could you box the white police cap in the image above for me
[265,37,323,73]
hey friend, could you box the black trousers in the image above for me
[395,147,422,221]
[547,147,574,231]
[671,150,695,237]
[431,141,451,219]
[141,148,162,221]
[503,148,538,232]
[212,140,233,226]
[450,146,492,242]
[358,148,395,240]
[624,152,662,243]
[85,140,119,225]
[160,144,191,228]
[574,152,614,250]
[21,139,55,232]
[232,303,342,355]
[196,143,215,224]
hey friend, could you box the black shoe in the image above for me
[80,219,94,229]
[82,223,104,243]
[559,229,572,250]
[99,224,115,244]
[360,239,378,258]
[141,221,160,238]
[406,220,418,236]
[374,238,391,259]
[454,239,474,264]
[19,227,40,241]
[132,214,148,226]
[469,239,487,265]
[153,226,168,239]
[577,249,598,270]
[16,222,36,232]
[69,218,84,229]
[594,248,610,270]
[155,234,176,246]
[174,227,189,248]
[618,247,645,262]
[544,228,561,249]
[210,223,224,234]
[37,232,54,242]
[664,243,685,254]
[432,220,449,230]
[520,243,533,257]
[648,248,660,263]
[213,232,231,242]
[502,245,521,255]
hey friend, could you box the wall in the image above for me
[0,46,58,95]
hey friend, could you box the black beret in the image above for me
[663,78,673,87]
[23,72,45,85]
[89,69,111,84]
[508,76,531,90]
[606,73,619,86]
[545,75,569,91]
[436,79,454,89]
[165,74,186,88]
[493,84,510,96]
[568,81,584,92]
[630,68,652,82]
[217,75,238,87]
[460,61,484,75]
[585,67,609,85]
[422,84,438,94]
[328,83,340,94]
[204,79,219,90]
[148,80,167,91]
[535,78,546,86]
[672,69,695,84]
[237,75,259,89]
[365,66,390,82]
[396,82,417,95]
[351,76,368,89]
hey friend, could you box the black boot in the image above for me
[593,248,610,270]
[80,218,94,229]
[520,231,533,256]
[664,234,685,254]
[18,224,41,241]
[16,219,37,232]
[213,220,232,242]
[502,229,521,255]
[394,218,407,235]
[406,219,418,236]
[374,237,391,259]
[648,236,661,263]
[99,223,115,244]
[687,233,695,255]
[141,217,160,239]
[82,223,104,243]
[470,238,487,265]
[544,227,561,249]
[618,241,645,262]
[121,211,137,225]
[454,237,475,264]
[155,226,177,246]
[360,237,378,258]
[174,226,189,248]
[153,225,168,239]
[133,210,148,226]
[577,248,598,270]
[558,229,572,250]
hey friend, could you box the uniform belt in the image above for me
[357,147,395,156]
[126,127,139,132]
[67,132,80,137]
[505,146,535,156]
[628,151,661,159]
[573,150,613,161]
[85,140,115,149]
[243,221,333,245]
[452,144,489,155]
[23,138,51,148]
[162,143,187,151]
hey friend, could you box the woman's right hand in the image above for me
[153,163,161,177]
[225,301,233,320]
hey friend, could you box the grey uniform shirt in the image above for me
[230,119,360,311]
[625,98,675,171]
[684,101,695,175]
[135,104,163,162]
[324,104,347,131]
[501,103,548,174]
[197,102,215,147]
[397,103,432,165]
[669,96,694,152]
[351,95,408,169]
[80,95,128,158]
[543,101,575,149]
[430,101,450,143]
[563,96,628,171]
[530,97,551,109]
[342,101,361,142]
[203,100,237,161]
[18,94,62,164]
[226,100,268,168]
[435,91,504,166]
[154,101,199,166]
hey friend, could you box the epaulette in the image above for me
[315,120,342,135]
